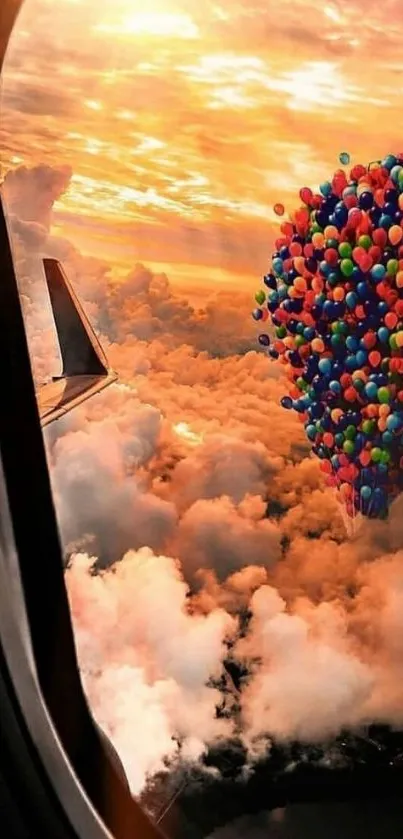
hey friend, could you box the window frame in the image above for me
[0,4,164,837]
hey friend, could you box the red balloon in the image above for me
[280,221,294,237]
[359,253,373,272]
[350,164,367,180]
[325,247,339,265]
[369,350,382,367]
[372,227,387,247]
[347,208,362,228]
[289,241,302,257]
[340,373,352,388]
[369,245,381,262]
[299,187,313,205]
[362,331,377,350]
[304,243,314,257]
[344,387,358,402]
[385,312,398,329]
[344,194,358,210]
[386,289,398,307]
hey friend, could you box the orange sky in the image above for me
[2,0,403,292]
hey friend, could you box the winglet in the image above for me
[43,257,108,378]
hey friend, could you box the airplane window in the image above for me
[2,0,403,837]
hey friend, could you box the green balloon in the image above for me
[389,334,398,350]
[387,259,398,276]
[276,325,287,338]
[378,386,390,403]
[380,450,391,464]
[295,335,306,347]
[340,258,354,277]
[255,290,266,305]
[358,234,372,251]
[362,419,376,435]
[343,440,355,455]
[371,447,382,463]
[338,242,352,258]
[345,425,357,440]
[326,238,339,249]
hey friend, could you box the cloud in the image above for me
[6,160,403,802]
[66,547,236,794]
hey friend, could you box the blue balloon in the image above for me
[329,380,342,394]
[371,264,386,281]
[357,282,368,299]
[379,214,393,229]
[386,413,402,431]
[346,291,358,309]
[319,358,332,375]
[272,257,284,274]
[345,356,358,371]
[356,350,367,366]
[346,336,359,352]
[364,381,378,400]
[378,326,389,343]
[360,485,372,500]
[382,154,397,170]
[252,308,263,321]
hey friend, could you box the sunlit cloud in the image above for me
[84,99,104,111]
[94,11,199,40]
[173,422,204,446]
[2,0,403,283]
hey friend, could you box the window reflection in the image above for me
[3,0,403,837]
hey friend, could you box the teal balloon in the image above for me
[339,152,350,165]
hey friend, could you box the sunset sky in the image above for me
[2,0,403,293]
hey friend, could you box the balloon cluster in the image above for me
[253,153,403,521]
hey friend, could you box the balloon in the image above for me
[253,151,403,525]
[274,203,285,216]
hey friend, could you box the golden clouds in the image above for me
[2,0,403,282]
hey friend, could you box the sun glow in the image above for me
[94,11,199,40]
[173,422,204,446]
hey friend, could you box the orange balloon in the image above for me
[311,337,325,353]
[324,225,339,240]
[294,276,307,293]
[389,225,403,246]
[293,256,305,274]
[333,287,345,301]
[312,232,324,249]
[312,276,324,293]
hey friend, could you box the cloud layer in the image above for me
[4,162,403,802]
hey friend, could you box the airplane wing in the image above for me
[37,258,117,427]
